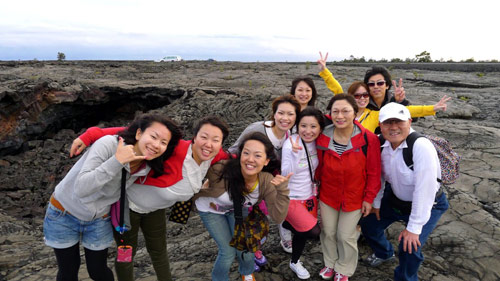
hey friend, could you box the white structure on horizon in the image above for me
[157,55,182,62]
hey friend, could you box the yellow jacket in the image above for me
[319,68,343,94]
[357,106,435,132]
[320,67,436,133]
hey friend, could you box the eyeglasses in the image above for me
[331,109,353,116]
[353,92,370,99]
[367,81,386,87]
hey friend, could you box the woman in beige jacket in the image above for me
[194,132,290,281]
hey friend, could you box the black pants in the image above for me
[283,220,321,263]
[54,243,114,281]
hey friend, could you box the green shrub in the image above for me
[57,52,66,61]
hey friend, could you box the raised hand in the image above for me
[271,173,293,186]
[70,137,87,157]
[433,95,452,112]
[392,78,406,102]
[290,135,303,153]
[115,137,147,164]
[317,51,329,72]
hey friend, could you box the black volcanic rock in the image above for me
[0,61,499,281]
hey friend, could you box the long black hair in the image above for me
[222,132,280,204]
[118,114,183,177]
[290,76,318,106]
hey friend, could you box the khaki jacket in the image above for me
[194,160,290,223]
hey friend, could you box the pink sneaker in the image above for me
[334,272,348,281]
[254,252,267,267]
[319,266,334,280]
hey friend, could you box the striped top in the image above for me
[332,140,348,155]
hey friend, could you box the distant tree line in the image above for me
[340,51,499,63]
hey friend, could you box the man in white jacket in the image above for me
[360,103,449,281]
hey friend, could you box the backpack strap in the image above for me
[378,134,385,152]
[358,111,371,124]
[402,132,424,171]
[361,132,369,157]
[232,188,244,225]
[118,168,127,234]
[117,134,128,236]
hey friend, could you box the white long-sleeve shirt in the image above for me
[281,134,318,200]
[127,144,212,213]
[373,128,441,234]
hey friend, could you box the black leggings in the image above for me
[282,220,321,263]
[54,243,114,281]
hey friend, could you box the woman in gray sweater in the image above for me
[43,114,182,281]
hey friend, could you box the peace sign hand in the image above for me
[317,51,329,71]
[289,135,303,153]
[115,137,147,164]
[392,78,406,102]
[271,173,293,186]
[433,95,452,112]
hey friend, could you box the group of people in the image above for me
[43,52,450,281]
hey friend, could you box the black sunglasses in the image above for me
[367,81,386,87]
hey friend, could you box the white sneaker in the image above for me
[279,223,293,253]
[280,239,293,253]
[279,222,292,241]
[290,260,310,279]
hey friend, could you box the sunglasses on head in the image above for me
[367,81,386,87]
[353,92,370,99]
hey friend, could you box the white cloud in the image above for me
[1,0,498,61]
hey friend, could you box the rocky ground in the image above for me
[0,60,499,280]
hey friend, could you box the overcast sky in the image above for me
[1,0,498,62]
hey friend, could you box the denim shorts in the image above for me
[43,203,114,251]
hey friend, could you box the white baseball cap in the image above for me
[379,102,411,123]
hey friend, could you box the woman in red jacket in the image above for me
[315,94,381,281]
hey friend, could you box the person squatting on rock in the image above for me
[194,132,291,281]
[280,107,325,279]
[360,103,449,281]
[44,114,182,281]
[316,94,382,281]
[69,116,229,281]
[228,94,300,258]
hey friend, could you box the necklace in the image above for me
[244,180,258,195]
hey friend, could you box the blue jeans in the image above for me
[360,186,449,281]
[43,203,113,251]
[199,210,254,281]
